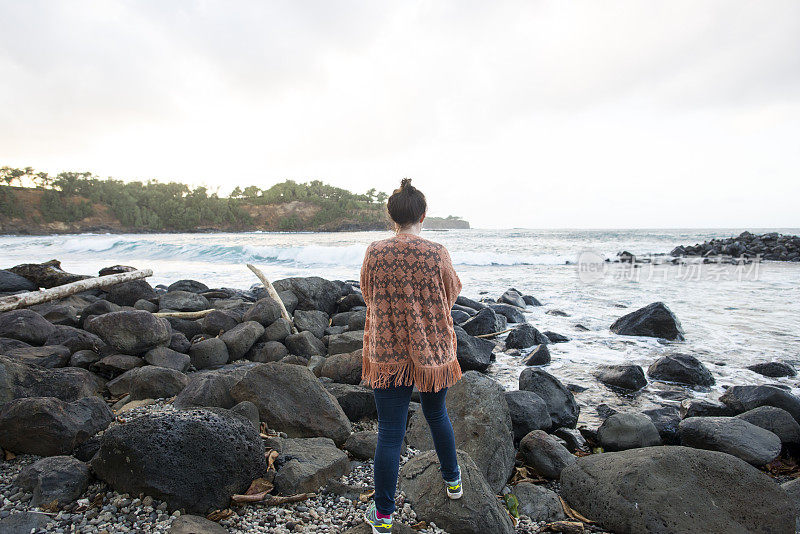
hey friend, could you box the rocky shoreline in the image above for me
[671,231,800,262]
[1,261,799,533]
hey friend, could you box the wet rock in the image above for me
[87,310,171,354]
[747,361,796,378]
[679,416,781,466]
[0,269,38,292]
[451,309,470,324]
[328,330,364,355]
[92,408,265,513]
[231,362,352,445]
[405,371,514,492]
[642,406,681,445]
[461,307,506,336]
[523,295,542,306]
[0,355,104,405]
[189,337,230,369]
[220,321,264,360]
[505,323,549,349]
[522,344,551,365]
[0,309,55,345]
[320,349,363,385]
[720,385,800,423]
[454,324,494,372]
[284,330,326,358]
[14,455,90,507]
[519,430,576,478]
[594,364,647,391]
[273,276,342,315]
[598,413,662,451]
[736,406,800,444]
[679,398,732,418]
[455,295,486,311]
[128,366,189,400]
[274,437,350,494]
[323,382,376,421]
[0,396,113,455]
[512,482,566,522]
[498,288,526,308]
[504,390,552,442]
[246,340,288,362]
[399,449,515,534]
[5,344,70,368]
[610,302,685,341]
[647,354,714,386]
[560,446,795,534]
[519,368,580,428]
[488,303,526,323]
[105,279,158,307]
[144,346,190,371]
[543,331,569,343]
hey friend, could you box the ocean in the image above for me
[2,228,800,425]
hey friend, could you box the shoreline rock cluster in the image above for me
[671,231,800,262]
[1,261,799,533]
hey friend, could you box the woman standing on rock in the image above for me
[360,179,463,534]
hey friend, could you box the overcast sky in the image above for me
[1,1,798,229]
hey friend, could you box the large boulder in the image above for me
[519,429,576,478]
[87,310,171,354]
[405,371,514,492]
[173,364,254,409]
[679,416,781,466]
[13,455,90,507]
[460,308,506,336]
[220,321,264,360]
[293,309,329,339]
[399,449,515,534]
[0,269,38,292]
[167,279,209,294]
[560,446,795,534]
[747,361,796,378]
[273,277,342,315]
[0,356,104,405]
[231,362,352,445]
[594,364,647,391]
[504,390,552,442]
[647,354,714,386]
[328,330,364,355]
[0,396,113,456]
[105,279,158,307]
[7,260,89,288]
[4,345,71,368]
[720,385,800,423]
[159,291,210,312]
[91,408,265,513]
[0,309,55,345]
[736,406,800,444]
[511,482,566,522]
[127,366,189,401]
[242,297,283,326]
[488,303,526,323]
[144,346,191,372]
[320,349,363,384]
[518,368,579,428]
[246,341,288,363]
[497,288,526,308]
[610,302,685,341]
[597,413,662,451]
[274,437,351,494]
[284,330,326,358]
[505,323,549,349]
[189,337,230,369]
[454,325,494,372]
[323,382,376,422]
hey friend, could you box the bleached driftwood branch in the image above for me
[0,269,153,312]
[246,264,298,333]
[153,309,215,319]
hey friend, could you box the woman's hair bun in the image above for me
[400,178,412,190]
[387,178,426,227]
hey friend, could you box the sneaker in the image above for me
[445,472,463,499]
[364,501,393,534]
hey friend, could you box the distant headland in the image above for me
[0,166,469,234]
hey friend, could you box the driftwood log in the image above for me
[0,269,153,312]
[153,309,215,319]
[246,264,298,333]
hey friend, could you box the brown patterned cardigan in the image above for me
[360,232,463,392]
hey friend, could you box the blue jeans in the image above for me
[372,385,460,515]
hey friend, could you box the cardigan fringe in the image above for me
[362,354,462,393]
